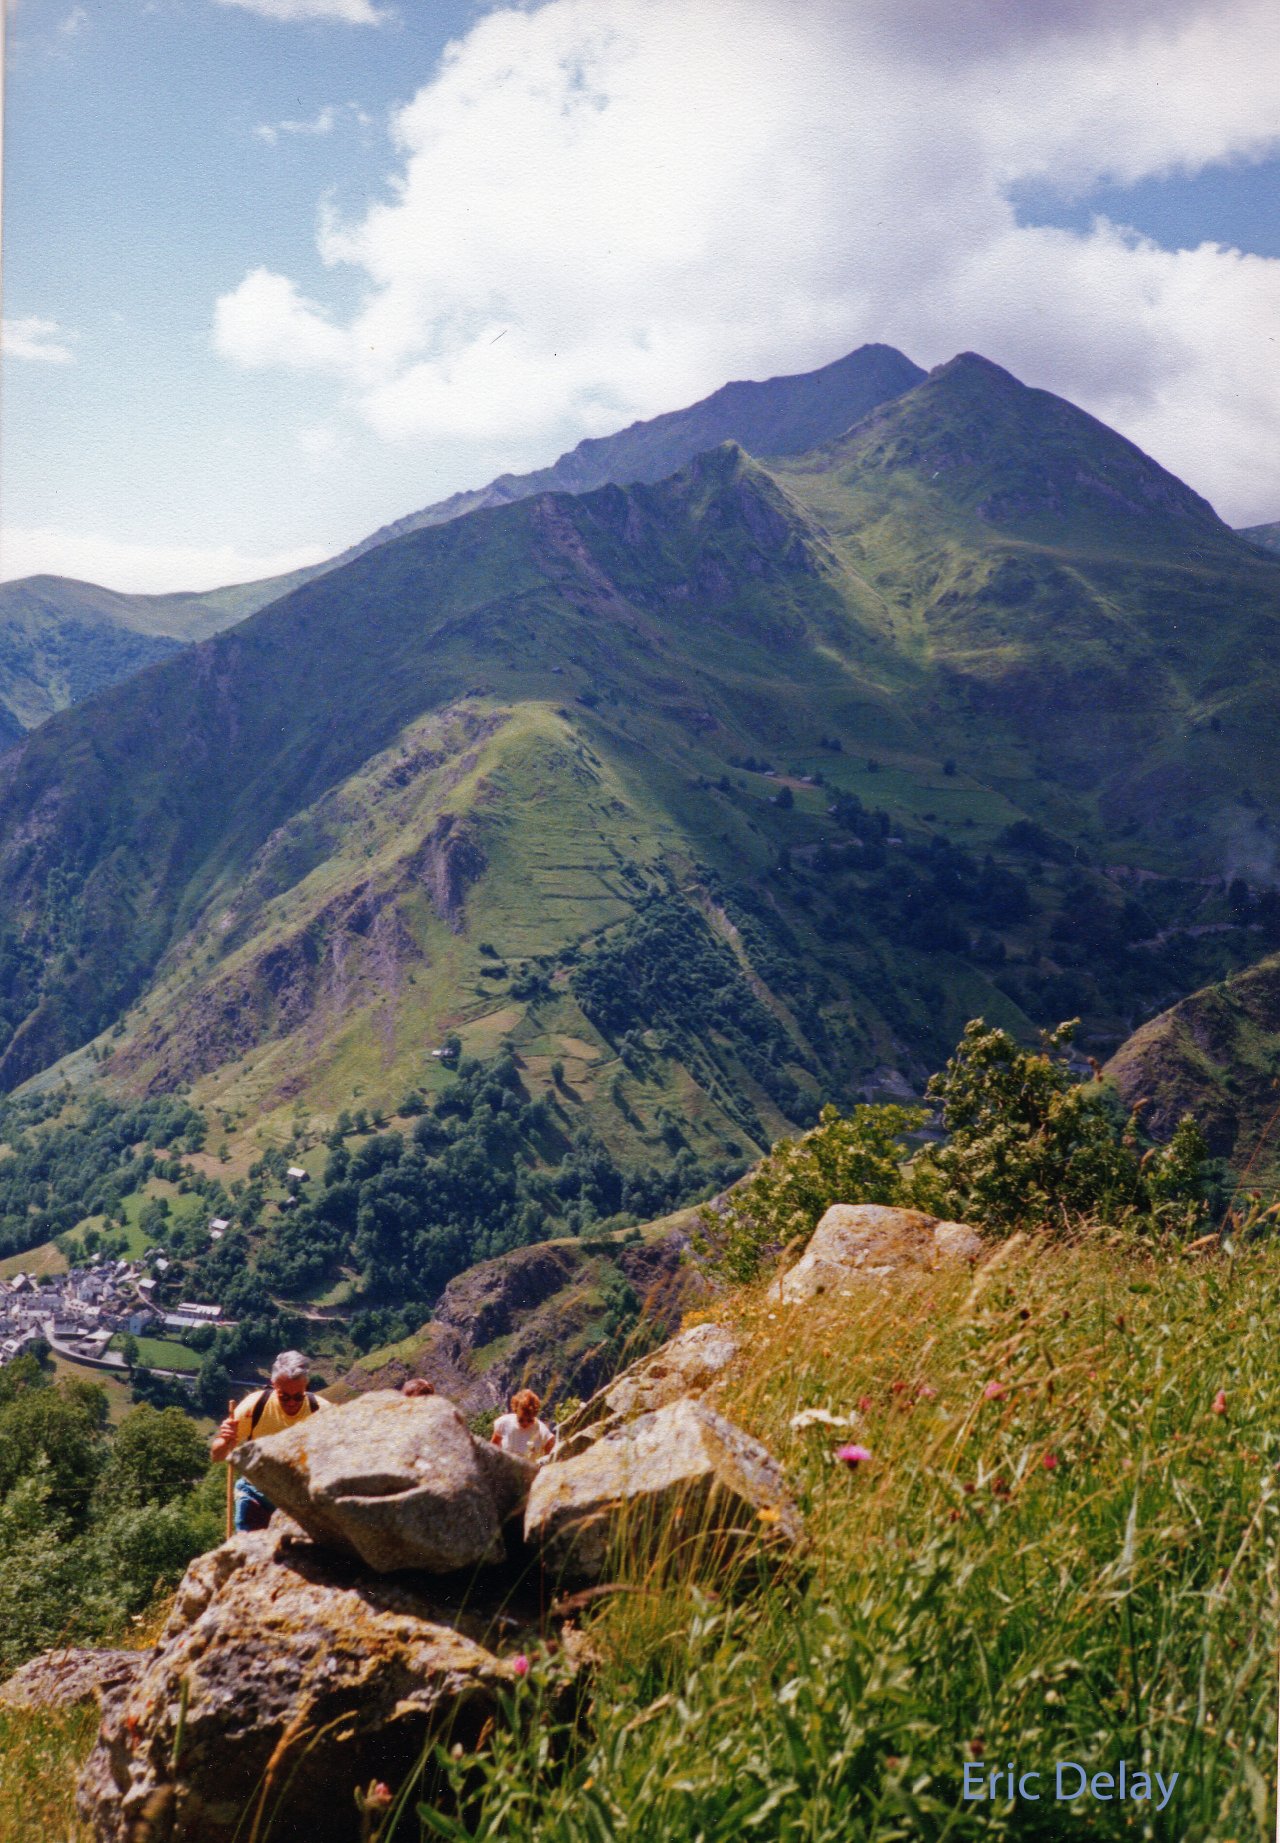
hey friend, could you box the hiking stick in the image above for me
[225,1397,237,1539]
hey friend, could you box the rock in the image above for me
[556,1321,740,1458]
[77,1528,539,1843]
[0,1647,146,1713]
[526,1396,801,1584]
[778,1204,983,1301]
[235,1391,533,1574]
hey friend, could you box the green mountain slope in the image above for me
[1240,519,1280,556]
[0,344,923,738]
[1104,950,1280,1168]
[4,352,1280,1191]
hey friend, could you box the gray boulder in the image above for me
[235,1391,532,1573]
[555,1321,740,1458]
[779,1203,983,1301]
[526,1396,801,1584]
[76,1526,536,1843]
[0,1647,145,1713]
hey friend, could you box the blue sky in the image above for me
[4,0,1280,591]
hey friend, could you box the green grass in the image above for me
[110,1334,200,1373]
[393,1235,1279,1842]
[0,1704,97,1843]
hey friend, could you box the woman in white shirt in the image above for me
[492,1388,554,1460]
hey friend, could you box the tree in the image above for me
[119,1332,140,1371]
[909,1019,1209,1235]
[97,1404,210,1510]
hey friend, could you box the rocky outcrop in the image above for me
[236,1392,532,1574]
[77,1524,552,1843]
[555,1321,740,1458]
[0,1647,146,1712]
[526,1396,802,1585]
[412,811,487,930]
[336,1226,695,1413]
[778,1203,983,1301]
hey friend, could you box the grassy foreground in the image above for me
[416,1234,1278,1842]
[5,1234,1278,1842]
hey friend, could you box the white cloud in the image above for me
[0,526,329,594]
[212,0,386,22]
[253,101,372,145]
[2,316,77,363]
[212,0,1280,525]
[58,6,88,34]
[214,267,350,371]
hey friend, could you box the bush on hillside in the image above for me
[911,1018,1210,1235]
[696,1102,922,1284]
[698,1019,1211,1282]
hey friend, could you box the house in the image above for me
[286,1166,310,1184]
[209,1218,231,1234]
[176,1301,221,1321]
[154,1257,171,1273]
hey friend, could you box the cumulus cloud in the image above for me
[0,526,329,594]
[212,0,386,22]
[3,316,77,363]
[212,0,1280,524]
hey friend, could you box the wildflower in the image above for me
[512,1654,530,1677]
[1212,1389,1227,1415]
[916,1383,937,1400]
[991,1475,1010,1497]
[836,1443,872,1466]
[1042,1452,1059,1471]
[857,1394,874,1413]
[982,1380,1006,1401]
[890,1379,907,1394]
[366,1785,393,1812]
[969,1739,985,1758]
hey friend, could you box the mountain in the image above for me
[0,566,323,740]
[1104,949,1280,1166]
[4,349,1280,1194]
[0,344,924,740]
[1240,520,1280,556]
[330,343,926,564]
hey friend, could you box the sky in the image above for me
[2,0,1280,593]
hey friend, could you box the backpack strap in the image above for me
[247,1389,271,1434]
[306,1392,318,1413]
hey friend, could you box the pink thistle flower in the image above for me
[512,1654,530,1677]
[836,1443,872,1466]
[1212,1390,1227,1415]
[857,1394,874,1413]
[1042,1452,1059,1471]
[365,1783,394,1812]
[982,1380,1006,1401]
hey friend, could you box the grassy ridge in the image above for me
[415,1237,1278,1842]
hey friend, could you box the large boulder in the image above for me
[235,1391,532,1573]
[0,1647,146,1713]
[778,1204,983,1302]
[77,1527,538,1843]
[555,1321,740,1458]
[526,1396,801,1584]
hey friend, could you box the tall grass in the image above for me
[408,1234,1280,1841]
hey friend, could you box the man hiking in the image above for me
[211,1350,328,1531]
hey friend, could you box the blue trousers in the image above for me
[233,1477,273,1532]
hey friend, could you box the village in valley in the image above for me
[0,1242,229,1382]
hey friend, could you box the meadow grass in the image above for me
[405,1233,1280,1841]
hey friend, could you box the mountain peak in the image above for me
[825,348,1232,554]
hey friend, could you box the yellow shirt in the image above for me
[233,1388,328,1445]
